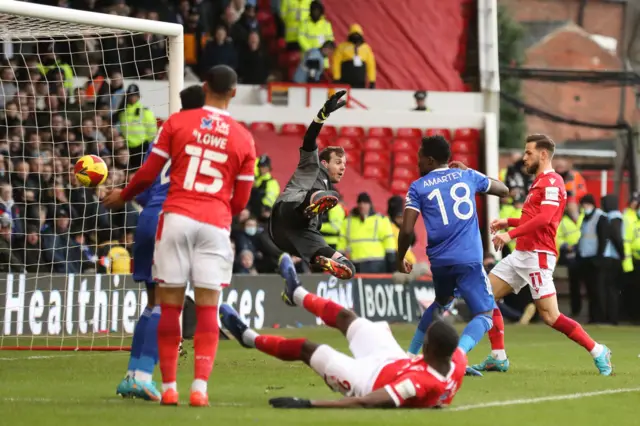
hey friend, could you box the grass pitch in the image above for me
[1,324,639,426]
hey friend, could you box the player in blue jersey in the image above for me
[116,85,205,400]
[396,135,508,376]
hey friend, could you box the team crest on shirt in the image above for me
[200,117,213,130]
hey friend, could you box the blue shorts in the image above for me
[132,207,161,288]
[430,262,494,315]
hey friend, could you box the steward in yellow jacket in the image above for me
[333,24,376,89]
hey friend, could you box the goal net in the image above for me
[0,2,183,350]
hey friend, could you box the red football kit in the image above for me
[373,348,467,408]
[507,169,566,256]
[121,106,256,229]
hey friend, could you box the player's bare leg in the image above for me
[157,286,185,406]
[471,273,512,373]
[535,295,612,376]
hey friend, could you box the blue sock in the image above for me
[408,302,441,355]
[458,314,493,354]
[135,305,161,381]
[127,306,152,375]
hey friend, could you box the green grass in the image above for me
[1,324,639,425]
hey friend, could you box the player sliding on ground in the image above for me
[397,135,509,377]
[472,134,612,376]
[103,65,257,406]
[268,90,356,281]
[219,278,466,409]
[116,85,205,400]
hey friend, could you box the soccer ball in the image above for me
[74,155,108,187]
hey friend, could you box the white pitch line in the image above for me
[0,396,246,407]
[450,387,640,412]
[0,353,126,361]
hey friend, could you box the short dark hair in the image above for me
[319,146,345,163]
[526,134,555,155]
[420,135,451,164]
[426,320,459,358]
[180,85,205,110]
[204,65,237,96]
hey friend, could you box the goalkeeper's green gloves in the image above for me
[315,90,347,123]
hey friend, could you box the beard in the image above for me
[525,160,538,175]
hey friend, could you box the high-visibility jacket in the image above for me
[98,241,131,274]
[184,33,209,65]
[118,100,157,149]
[281,0,313,43]
[298,17,334,53]
[623,208,637,271]
[556,214,581,253]
[250,172,280,217]
[337,212,394,263]
[320,203,346,246]
[37,60,74,92]
[390,221,417,264]
[631,211,640,260]
[332,25,376,89]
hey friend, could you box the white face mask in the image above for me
[245,227,257,236]
[584,207,594,215]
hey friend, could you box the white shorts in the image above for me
[310,318,407,397]
[491,250,557,300]
[153,212,233,290]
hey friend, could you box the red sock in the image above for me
[157,303,182,385]
[194,305,220,383]
[255,335,306,361]
[552,314,596,352]
[302,293,343,327]
[488,308,505,350]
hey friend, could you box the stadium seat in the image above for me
[367,127,393,138]
[454,128,480,142]
[363,151,390,169]
[451,153,478,170]
[425,128,452,141]
[250,122,276,132]
[392,138,420,153]
[362,137,389,151]
[344,150,362,172]
[237,121,248,128]
[392,166,419,182]
[316,136,330,150]
[339,126,365,138]
[451,140,476,155]
[363,165,389,187]
[335,136,360,151]
[280,123,306,136]
[319,125,337,138]
[396,127,422,138]
[393,152,414,167]
[390,179,411,195]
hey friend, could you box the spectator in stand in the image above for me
[298,1,333,56]
[0,67,18,109]
[238,31,270,84]
[231,3,260,49]
[504,153,532,203]
[17,224,43,273]
[37,42,74,94]
[236,249,259,275]
[554,158,586,221]
[413,91,430,111]
[333,24,376,89]
[0,212,23,273]
[183,6,208,73]
[320,191,345,250]
[599,194,624,325]
[281,0,312,50]
[235,215,260,255]
[249,155,280,223]
[117,84,157,170]
[107,70,126,113]
[133,12,169,79]
[200,24,238,77]
[293,40,335,83]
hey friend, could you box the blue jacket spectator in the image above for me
[200,25,238,75]
[293,40,335,83]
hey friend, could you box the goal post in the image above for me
[0,1,183,350]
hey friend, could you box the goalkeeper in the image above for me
[268,91,356,286]
[116,85,205,401]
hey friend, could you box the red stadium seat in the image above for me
[362,137,388,151]
[451,153,478,170]
[392,166,419,181]
[396,127,422,138]
[425,128,452,141]
[454,128,480,142]
[392,138,419,154]
[319,125,337,138]
[250,122,276,132]
[367,127,393,138]
[363,165,389,187]
[451,140,476,155]
[363,151,390,169]
[339,126,365,138]
[335,136,361,151]
[280,123,306,136]
[344,150,362,172]
[390,179,411,195]
[316,136,330,150]
[393,152,414,167]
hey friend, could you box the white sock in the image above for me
[126,370,134,378]
[191,379,207,394]
[491,350,507,361]
[162,382,177,392]
[242,329,259,347]
[134,371,152,383]
[293,286,309,306]
[590,343,604,358]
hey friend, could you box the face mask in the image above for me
[584,207,594,215]
[245,227,257,236]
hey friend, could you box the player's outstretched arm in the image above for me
[301,90,347,152]
[486,178,509,198]
[269,389,396,409]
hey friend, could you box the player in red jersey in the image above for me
[219,280,466,409]
[102,65,257,406]
[471,134,612,376]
